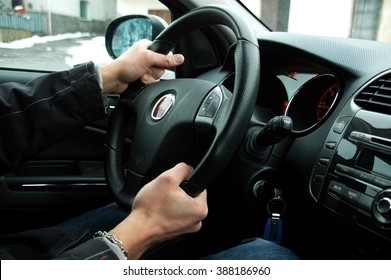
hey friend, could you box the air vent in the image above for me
[354,73,391,115]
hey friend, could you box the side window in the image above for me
[149,9,171,23]
[0,0,169,71]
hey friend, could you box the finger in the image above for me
[193,219,207,232]
[169,163,194,184]
[172,162,194,178]
[149,67,166,80]
[196,189,207,201]
[138,38,153,48]
[156,163,194,187]
[150,53,185,69]
[140,74,159,85]
[194,190,208,215]
[192,220,203,232]
[170,54,185,66]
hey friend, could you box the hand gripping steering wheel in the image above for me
[105,4,260,210]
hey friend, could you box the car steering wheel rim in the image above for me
[105,4,260,210]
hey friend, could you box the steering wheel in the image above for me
[105,4,260,210]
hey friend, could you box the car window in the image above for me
[240,0,391,43]
[1,0,389,72]
[0,0,169,71]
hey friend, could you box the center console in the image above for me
[310,72,391,241]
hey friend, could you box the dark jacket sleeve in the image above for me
[0,227,125,260]
[55,237,125,260]
[0,62,107,175]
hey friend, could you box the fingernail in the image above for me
[173,54,184,65]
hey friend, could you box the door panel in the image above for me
[0,69,116,234]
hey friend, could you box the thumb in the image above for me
[171,54,185,66]
[152,53,185,69]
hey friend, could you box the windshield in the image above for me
[240,0,391,43]
[0,0,389,72]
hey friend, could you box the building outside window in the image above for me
[351,0,383,40]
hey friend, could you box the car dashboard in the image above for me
[231,32,391,258]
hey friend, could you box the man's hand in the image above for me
[100,39,185,95]
[108,163,208,259]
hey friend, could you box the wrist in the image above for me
[100,63,121,95]
[109,213,160,259]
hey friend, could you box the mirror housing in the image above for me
[105,15,168,59]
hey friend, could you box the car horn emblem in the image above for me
[151,93,176,121]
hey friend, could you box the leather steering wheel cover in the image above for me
[105,100,136,208]
[105,4,260,209]
[188,39,260,187]
[149,4,258,54]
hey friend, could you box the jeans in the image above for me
[56,202,129,242]
[202,238,299,260]
[56,202,299,260]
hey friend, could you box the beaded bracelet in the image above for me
[94,230,128,258]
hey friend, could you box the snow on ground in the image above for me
[64,35,113,66]
[0,32,113,67]
[0,32,90,49]
[0,32,174,78]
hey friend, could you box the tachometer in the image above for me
[317,83,338,121]
[285,74,339,133]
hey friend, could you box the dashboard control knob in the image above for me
[372,189,391,226]
[377,197,391,215]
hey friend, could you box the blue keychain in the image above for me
[263,212,283,244]
[263,197,286,244]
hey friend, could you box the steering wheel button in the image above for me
[199,91,222,118]
[206,100,219,117]
[205,94,215,104]
[198,105,208,117]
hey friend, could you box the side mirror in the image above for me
[105,15,168,59]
